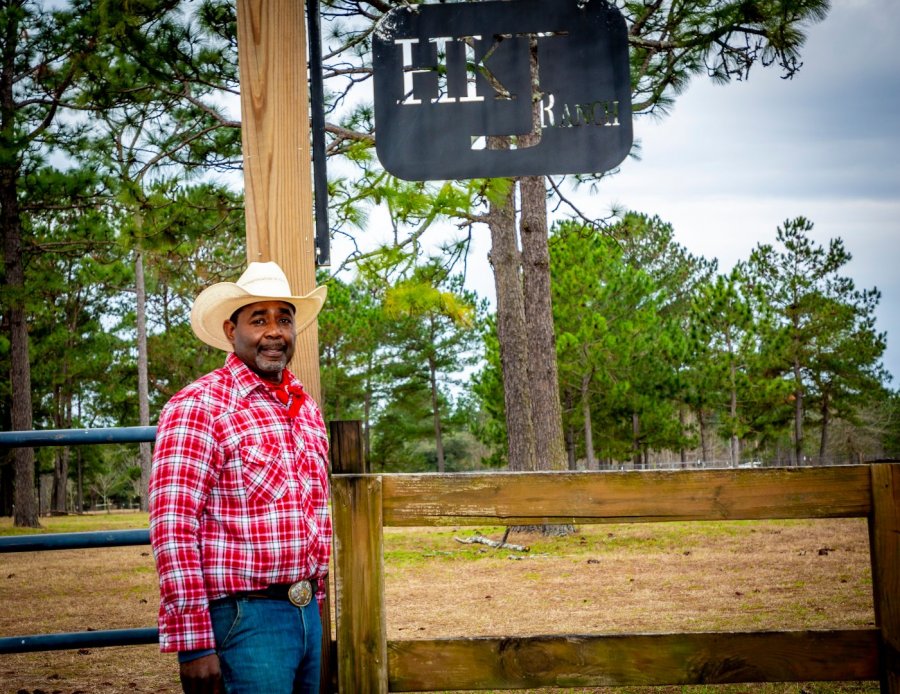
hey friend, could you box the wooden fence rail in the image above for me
[328,421,899,694]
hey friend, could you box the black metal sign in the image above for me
[373,0,632,181]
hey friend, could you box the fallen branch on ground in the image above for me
[453,532,529,552]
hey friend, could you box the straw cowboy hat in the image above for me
[191,261,327,352]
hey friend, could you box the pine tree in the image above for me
[741,217,888,464]
[381,263,481,472]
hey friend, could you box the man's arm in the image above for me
[149,397,221,653]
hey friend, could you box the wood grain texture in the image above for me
[387,630,880,691]
[330,420,366,475]
[870,464,900,694]
[235,3,326,684]
[236,0,320,401]
[332,474,388,693]
[372,466,873,526]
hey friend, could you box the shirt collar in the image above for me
[224,352,303,398]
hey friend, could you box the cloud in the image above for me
[583,0,900,383]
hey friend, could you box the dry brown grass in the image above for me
[385,520,874,637]
[0,515,878,694]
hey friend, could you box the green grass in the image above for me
[0,510,150,535]
[383,526,512,566]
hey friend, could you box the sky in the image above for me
[448,0,900,385]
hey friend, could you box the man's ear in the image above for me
[223,319,236,345]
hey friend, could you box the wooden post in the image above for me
[321,418,367,692]
[870,463,900,694]
[330,420,388,693]
[330,420,369,475]
[235,3,328,687]
[236,0,321,404]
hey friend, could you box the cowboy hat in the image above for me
[190,261,327,352]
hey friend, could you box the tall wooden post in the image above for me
[236,0,321,404]
[235,3,330,688]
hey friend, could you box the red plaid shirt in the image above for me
[149,353,332,653]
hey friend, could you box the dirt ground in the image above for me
[0,518,878,694]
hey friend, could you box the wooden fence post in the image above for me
[870,463,900,694]
[330,420,388,693]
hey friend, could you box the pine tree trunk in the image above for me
[2,173,40,528]
[486,142,537,472]
[793,358,804,465]
[492,39,570,534]
[52,390,70,513]
[53,449,69,513]
[818,392,830,464]
[581,373,596,470]
[2,18,39,525]
[728,335,739,467]
[428,349,445,473]
[76,452,84,514]
[519,174,567,471]
[514,38,566,472]
[136,251,152,511]
[364,354,373,468]
[632,412,642,469]
[699,408,710,465]
[730,368,739,468]
[563,389,576,470]
[364,386,372,467]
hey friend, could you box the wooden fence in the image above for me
[328,422,899,693]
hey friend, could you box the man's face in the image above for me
[223,300,296,382]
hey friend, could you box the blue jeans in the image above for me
[209,597,322,694]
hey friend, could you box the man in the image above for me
[149,261,330,694]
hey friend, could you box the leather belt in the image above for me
[225,579,318,608]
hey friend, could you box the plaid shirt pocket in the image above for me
[240,442,289,504]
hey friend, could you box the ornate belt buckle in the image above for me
[288,579,313,608]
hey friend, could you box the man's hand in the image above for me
[179,653,224,694]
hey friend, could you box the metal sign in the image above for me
[373,0,632,181]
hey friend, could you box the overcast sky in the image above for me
[572,0,900,384]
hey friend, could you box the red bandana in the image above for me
[265,371,307,417]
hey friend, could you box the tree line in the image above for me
[478,213,896,470]
[321,212,897,475]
